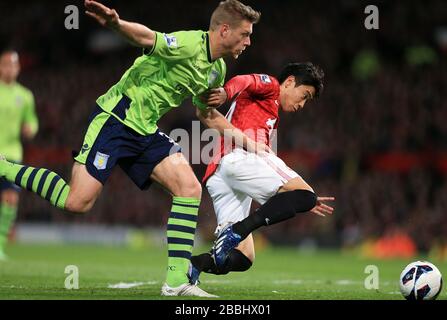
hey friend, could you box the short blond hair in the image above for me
[210,0,261,30]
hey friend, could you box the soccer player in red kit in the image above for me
[192,62,335,282]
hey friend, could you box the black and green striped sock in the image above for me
[166,197,200,288]
[0,160,69,209]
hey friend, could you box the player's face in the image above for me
[280,78,316,112]
[222,20,253,59]
[0,52,20,83]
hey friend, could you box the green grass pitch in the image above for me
[0,243,445,300]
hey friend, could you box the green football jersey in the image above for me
[96,30,226,135]
[0,81,38,162]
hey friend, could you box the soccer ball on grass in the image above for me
[399,260,443,300]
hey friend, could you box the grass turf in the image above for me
[0,243,445,300]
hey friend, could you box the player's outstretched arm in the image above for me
[84,0,155,49]
[196,106,272,154]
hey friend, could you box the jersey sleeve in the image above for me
[224,74,277,102]
[22,91,38,135]
[223,75,256,101]
[144,30,199,61]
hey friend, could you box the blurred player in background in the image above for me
[0,50,38,261]
[0,0,263,296]
[191,62,335,283]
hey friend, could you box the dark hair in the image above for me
[278,62,325,98]
[210,0,261,30]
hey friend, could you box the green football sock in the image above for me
[0,203,17,251]
[0,160,69,209]
[166,197,200,287]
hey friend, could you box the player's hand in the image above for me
[85,0,120,29]
[199,88,227,109]
[310,197,335,217]
[21,124,36,141]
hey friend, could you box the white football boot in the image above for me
[161,283,218,298]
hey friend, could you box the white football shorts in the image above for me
[206,148,300,230]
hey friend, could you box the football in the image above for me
[399,261,443,300]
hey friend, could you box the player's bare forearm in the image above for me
[85,0,155,48]
[114,20,156,48]
[196,107,229,134]
[196,108,270,153]
[197,107,251,141]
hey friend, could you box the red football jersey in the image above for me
[203,74,281,183]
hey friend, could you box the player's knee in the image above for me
[292,189,317,212]
[65,200,92,214]
[280,177,314,193]
[176,179,202,198]
[64,193,94,214]
[277,188,317,212]
[191,181,202,198]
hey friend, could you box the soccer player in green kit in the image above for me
[0,0,261,297]
[0,50,38,261]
